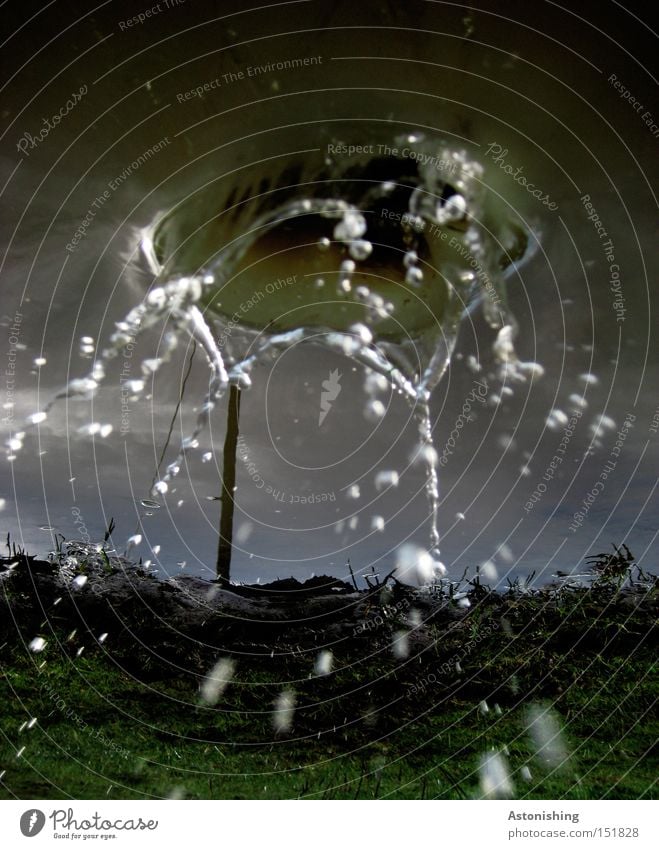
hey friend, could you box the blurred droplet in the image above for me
[525,704,569,769]
[394,543,435,586]
[273,690,296,734]
[200,658,235,705]
[314,651,333,676]
[479,751,513,799]
[374,470,399,491]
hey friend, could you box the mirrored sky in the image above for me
[1,1,656,588]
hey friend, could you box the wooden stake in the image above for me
[216,385,241,582]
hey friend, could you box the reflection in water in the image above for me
[18,132,536,581]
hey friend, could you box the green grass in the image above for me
[1,577,656,800]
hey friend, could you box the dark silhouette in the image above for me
[216,385,241,582]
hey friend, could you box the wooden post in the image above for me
[216,385,241,582]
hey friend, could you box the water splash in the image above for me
[14,130,534,568]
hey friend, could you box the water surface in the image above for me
[1,1,656,587]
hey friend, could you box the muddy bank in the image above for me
[2,547,656,686]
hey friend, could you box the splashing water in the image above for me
[479,750,514,799]
[17,129,534,567]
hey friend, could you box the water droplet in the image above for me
[433,560,447,579]
[334,210,367,242]
[493,326,515,363]
[437,193,467,223]
[579,372,599,385]
[234,371,251,389]
[364,399,386,422]
[201,452,213,463]
[273,690,296,733]
[200,658,235,705]
[405,266,424,286]
[72,575,87,589]
[235,522,253,544]
[34,357,47,367]
[69,377,98,397]
[403,250,418,268]
[520,361,545,381]
[594,414,616,431]
[140,499,160,509]
[348,323,372,345]
[365,373,389,394]
[371,515,385,532]
[126,534,142,548]
[411,444,438,466]
[347,485,360,499]
[152,480,168,495]
[317,237,330,251]
[546,409,569,429]
[28,412,47,425]
[479,751,513,799]
[126,379,145,394]
[499,433,516,451]
[314,651,333,676]
[481,560,498,581]
[349,239,373,261]
[393,543,435,586]
[525,704,569,769]
[392,630,409,659]
[568,393,587,410]
[141,357,162,375]
[29,637,46,653]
